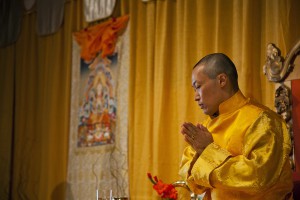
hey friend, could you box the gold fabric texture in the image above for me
[179,91,293,200]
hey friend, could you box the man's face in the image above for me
[192,65,223,116]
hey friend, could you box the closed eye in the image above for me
[192,81,201,90]
[193,85,201,91]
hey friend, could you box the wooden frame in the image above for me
[263,39,300,198]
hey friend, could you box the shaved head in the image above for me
[194,53,239,92]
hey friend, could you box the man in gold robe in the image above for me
[179,53,293,200]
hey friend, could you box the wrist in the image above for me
[196,148,204,155]
[188,151,201,176]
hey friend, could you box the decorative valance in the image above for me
[0,0,121,46]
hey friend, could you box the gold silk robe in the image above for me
[179,91,293,200]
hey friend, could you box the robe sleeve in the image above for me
[178,145,211,194]
[180,111,291,195]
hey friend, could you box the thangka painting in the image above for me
[68,17,129,199]
[77,55,118,147]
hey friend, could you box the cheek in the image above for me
[201,87,217,102]
[200,87,210,98]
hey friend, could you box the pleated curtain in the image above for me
[0,0,300,199]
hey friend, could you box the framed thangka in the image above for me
[78,55,117,147]
[67,16,129,200]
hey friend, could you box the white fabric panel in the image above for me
[84,0,116,22]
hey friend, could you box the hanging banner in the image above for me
[67,18,130,200]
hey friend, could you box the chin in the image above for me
[202,110,210,115]
[203,110,214,116]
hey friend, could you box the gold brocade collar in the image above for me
[218,90,249,116]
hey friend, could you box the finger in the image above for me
[202,126,209,132]
[184,133,194,144]
[200,125,209,133]
[182,122,194,129]
[181,124,194,134]
[196,123,202,129]
[181,126,189,135]
[197,123,207,131]
[183,122,198,132]
[182,129,195,140]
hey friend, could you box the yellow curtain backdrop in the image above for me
[127,0,300,199]
[0,0,300,200]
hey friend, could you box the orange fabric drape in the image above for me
[74,15,129,62]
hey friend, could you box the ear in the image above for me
[217,73,227,87]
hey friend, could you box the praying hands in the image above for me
[181,122,213,155]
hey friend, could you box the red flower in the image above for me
[147,173,178,200]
